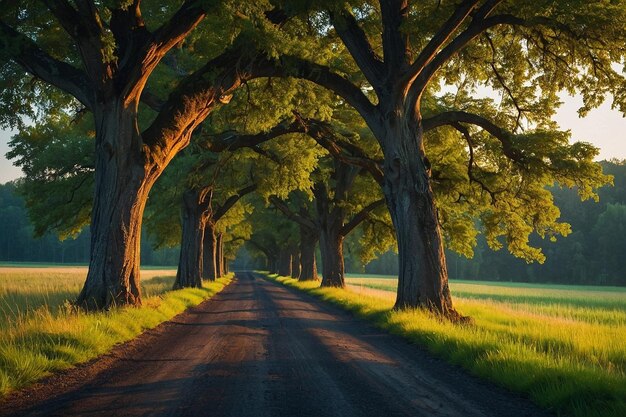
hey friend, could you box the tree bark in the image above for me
[174,189,210,289]
[76,103,162,310]
[382,113,456,317]
[298,226,319,281]
[314,163,359,288]
[277,250,292,277]
[267,255,278,274]
[319,227,345,288]
[202,222,217,281]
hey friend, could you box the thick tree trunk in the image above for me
[277,250,292,277]
[216,233,224,278]
[202,222,217,281]
[290,247,300,278]
[320,228,345,288]
[382,116,457,317]
[76,103,162,310]
[174,189,210,289]
[298,227,319,281]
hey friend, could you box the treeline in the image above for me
[0,182,178,266]
[364,160,626,286]
[5,159,626,286]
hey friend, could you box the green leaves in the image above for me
[6,115,94,239]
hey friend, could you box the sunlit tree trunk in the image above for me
[77,101,163,309]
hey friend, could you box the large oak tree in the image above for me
[0,1,311,309]
[267,0,625,317]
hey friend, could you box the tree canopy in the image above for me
[2,0,626,315]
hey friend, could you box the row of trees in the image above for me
[6,159,625,286]
[2,1,626,318]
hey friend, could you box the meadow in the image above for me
[0,266,231,396]
[269,274,626,417]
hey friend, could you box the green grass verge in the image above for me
[0,268,231,397]
[0,262,177,270]
[266,273,626,417]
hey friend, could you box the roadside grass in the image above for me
[0,267,231,396]
[267,274,626,417]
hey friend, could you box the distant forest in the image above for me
[360,160,626,286]
[0,182,179,266]
[1,160,625,286]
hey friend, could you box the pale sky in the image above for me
[1,94,626,184]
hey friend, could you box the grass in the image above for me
[267,273,626,417]
[0,266,231,397]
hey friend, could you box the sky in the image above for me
[1,93,626,184]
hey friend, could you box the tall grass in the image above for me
[268,274,626,417]
[0,267,231,396]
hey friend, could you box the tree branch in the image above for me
[448,121,497,203]
[405,0,482,83]
[151,0,206,56]
[294,114,384,184]
[379,0,410,75]
[0,20,94,109]
[214,184,257,220]
[202,118,307,152]
[40,0,83,38]
[269,196,317,231]
[276,55,380,130]
[410,2,512,95]
[422,110,524,163]
[140,88,165,112]
[43,0,109,86]
[329,7,384,89]
[340,198,386,236]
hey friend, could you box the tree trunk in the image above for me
[267,255,278,274]
[216,233,224,278]
[320,228,345,288]
[277,250,292,277]
[382,116,457,317]
[202,222,217,281]
[290,247,300,278]
[174,189,210,289]
[314,168,356,289]
[76,103,162,310]
[298,226,319,281]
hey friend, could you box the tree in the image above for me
[264,1,623,317]
[269,193,320,281]
[271,156,391,287]
[0,1,308,309]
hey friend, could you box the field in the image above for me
[270,274,626,417]
[0,266,230,396]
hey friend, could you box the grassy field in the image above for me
[269,274,626,417]
[0,266,231,396]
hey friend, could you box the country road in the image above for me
[3,272,549,417]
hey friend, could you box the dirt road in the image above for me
[3,272,548,417]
